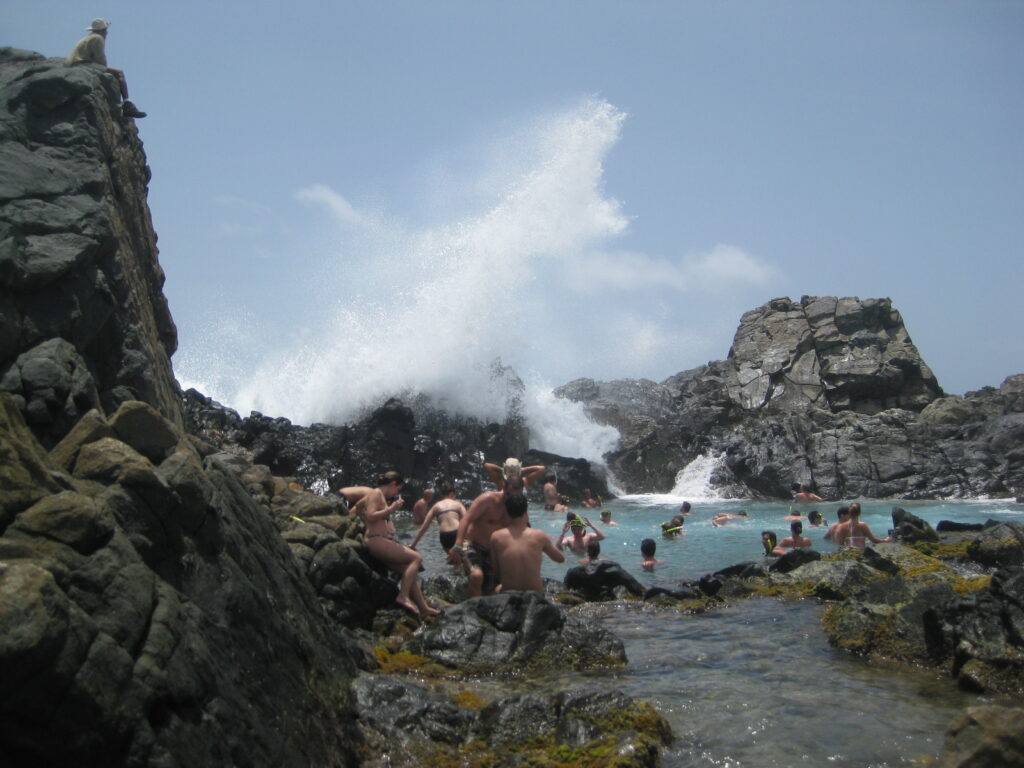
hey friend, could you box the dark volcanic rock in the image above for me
[0,49,182,446]
[406,591,627,674]
[938,705,1024,768]
[892,506,940,543]
[563,559,645,600]
[557,297,1024,499]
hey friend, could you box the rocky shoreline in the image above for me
[1,46,1022,767]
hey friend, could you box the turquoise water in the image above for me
[397,497,1023,766]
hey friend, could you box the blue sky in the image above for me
[7,1,1024,430]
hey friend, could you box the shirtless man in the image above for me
[357,471,437,616]
[409,482,465,553]
[557,515,605,555]
[807,510,825,527]
[834,503,891,549]
[447,477,526,597]
[824,506,851,543]
[67,19,146,118]
[581,489,600,509]
[780,520,812,549]
[411,487,435,525]
[543,474,568,513]
[490,493,564,593]
[794,484,823,504]
[712,510,748,527]
[483,458,546,490]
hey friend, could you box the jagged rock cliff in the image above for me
[558,296,1023,499]
[0,48,181,446]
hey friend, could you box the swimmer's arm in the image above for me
[483,463,503,486]
[363,494,403,522]
[543,534,565,564]
[555,521,571,550]
[584,518,606,541]
[521,465,546,486]
[865,525,891,544]
[449,494,487,562]
[409,506,439,549]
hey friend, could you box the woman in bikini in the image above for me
[409,481,466,553]
[359,470,439,617]
[837,503,891,549]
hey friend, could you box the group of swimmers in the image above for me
[761,500,892,556]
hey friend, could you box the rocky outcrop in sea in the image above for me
[557,296,1024,498]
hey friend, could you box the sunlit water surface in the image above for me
[397,497,1022,766]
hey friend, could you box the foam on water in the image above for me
[618,452,733,505]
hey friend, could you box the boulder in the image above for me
[938,706,1024,768]
[563,560,645,600]
[891,506,940,543]
[407,592,627,674]
[768,547,821,574]
[966,522,1024,568]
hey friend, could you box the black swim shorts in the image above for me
[463,541,496,593]
[439,529,457,551]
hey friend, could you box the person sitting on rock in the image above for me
[358,470,438,617]
[543,474,569,513]
[834,503,891,549]
[558,515,606,555]
[761,530,786,557]
[490,493,564,593]
[793,483,823,504]
[409,481,465,554]
[780,520,812,549]
[483,457,545,490]
[639,538,662,571]
[67,19,146,118]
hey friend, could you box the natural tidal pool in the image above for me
[398,497,1023,766]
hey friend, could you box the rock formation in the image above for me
[0,49,182,446]
[557,296,1024,498]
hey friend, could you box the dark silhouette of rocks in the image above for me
[557,296,1024,498]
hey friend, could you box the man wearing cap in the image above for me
[67,19,147,119]
[483,458,545,491]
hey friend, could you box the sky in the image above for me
[6,2,1024,434]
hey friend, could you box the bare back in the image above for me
[491,525,563,592]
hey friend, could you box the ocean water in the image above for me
[397,496,1023,766]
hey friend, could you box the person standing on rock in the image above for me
[359,470,438,617]
[834,503,891,549]
[447,477,526,597]
[490,493,564,593]
[67,19,147,118]
[543,474,569,513]
[411,486,434,525]
[409,482,465,553]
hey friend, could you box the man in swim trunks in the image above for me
[409,481,466,553]
[543,474,568,513]
[833,503,891,549]
[490,493,564,593]
[447,477,526,597]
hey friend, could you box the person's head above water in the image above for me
[641,538,657,558]
[790,520,803,535]
[586,539,601,559]
[505,493,528,519]
[600,509,612,521]
[761,530,778,554]
[808,510,823,525]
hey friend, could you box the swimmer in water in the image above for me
[640,538,662,571]
[761,530,786,557]
[409,481,466,553]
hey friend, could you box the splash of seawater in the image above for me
[175,99,630,455]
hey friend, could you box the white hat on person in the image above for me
[87,19,111,32]
[502,458,522,479]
